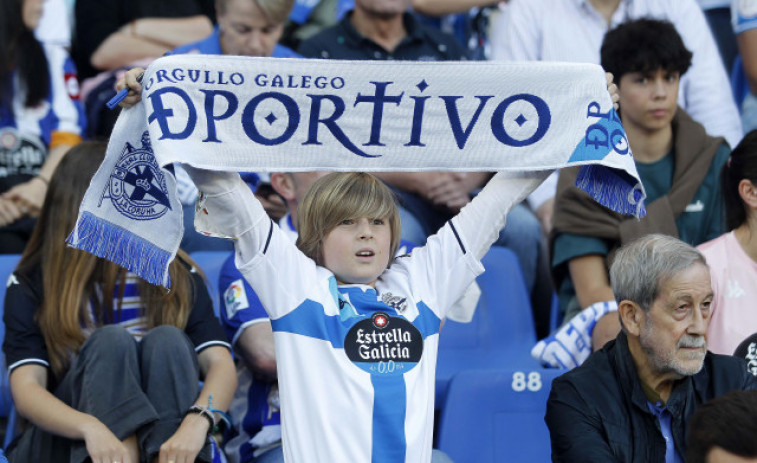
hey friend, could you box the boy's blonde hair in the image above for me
[296,172,402,266]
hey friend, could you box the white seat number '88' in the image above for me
[511,371,542,392]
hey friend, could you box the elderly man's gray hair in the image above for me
[609,234,707,311]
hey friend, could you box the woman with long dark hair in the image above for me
[3,141,236,463]
[698,130,757,355]
[0,0,86,253]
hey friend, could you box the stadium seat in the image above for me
[0,255,22,449]
[0,255,21,419]
[189,251,230,317]
[732,55,750,108]
[437,368,563,463]
[548,292,562,334]
[435,247,540,408]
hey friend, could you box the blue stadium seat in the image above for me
[0,254,21,419]
[189,251,231,317]
[437,368,563,463]
[435,247,539,408]
[732,55,750,108]
[0,255,22,449]
[548,292,562,334]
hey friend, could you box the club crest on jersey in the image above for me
[103,131,172,220]
[381,292,407,313]
[344,312,423,376]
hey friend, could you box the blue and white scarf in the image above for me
[68,55,645,287]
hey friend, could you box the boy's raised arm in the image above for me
[452,170,551,260]
[182,165,270,264]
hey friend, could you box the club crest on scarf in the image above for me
[101,131,172,220]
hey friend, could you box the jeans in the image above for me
[7,325,210,463]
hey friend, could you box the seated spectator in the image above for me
[536,18,730,368]
[545,234,757,462]
[686,390,757,463]
[73,0,214,81]
[170,0,298,58]
[0,0,85,254]
[2,141,236,463]
[492,0,742,233]
[698,130,757,355]
[297,0,544,298]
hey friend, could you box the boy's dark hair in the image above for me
[601,18,692,83]
[686,390,757,463]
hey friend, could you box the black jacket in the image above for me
[546,332,757,462]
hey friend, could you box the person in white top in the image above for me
[491,0,742,232]
[182,168,547,463]
[698,129,757,355]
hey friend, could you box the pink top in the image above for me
[698,231,757,355]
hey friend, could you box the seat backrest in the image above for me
[732,55,750,107]
[189,251,230,318]
[0,255,22,418]
[437,368,562,463]
[438,247,535,352]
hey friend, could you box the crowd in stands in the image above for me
[3,0,757,461]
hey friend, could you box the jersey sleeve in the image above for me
[189,171,321,320]
[218,253,270,345]
[395,222,485,319]
[184,268,231,353]
[3,272,50,374]
[234,219,323,321]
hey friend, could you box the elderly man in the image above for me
[546,234,757,462]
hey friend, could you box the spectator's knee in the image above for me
[141,325,193,357]
[80,325,136,360]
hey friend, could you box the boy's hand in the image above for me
[115,67,147,108]
[606,72,619,111]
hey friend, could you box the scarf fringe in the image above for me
[67,211,172,288]
[576,165,647,218]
